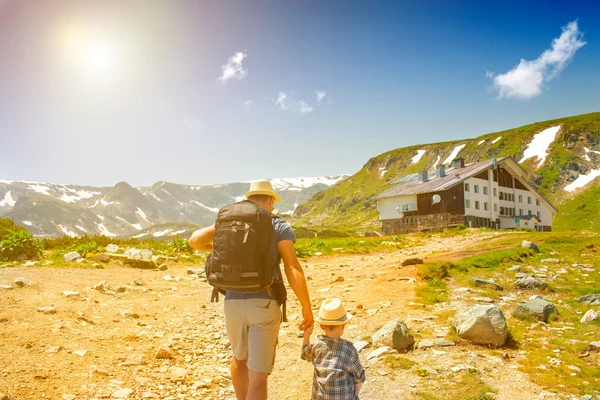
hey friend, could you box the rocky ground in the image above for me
[0,233,597,399]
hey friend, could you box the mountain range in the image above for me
[0,176,347,238]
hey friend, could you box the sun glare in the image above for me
[57,24,121,80]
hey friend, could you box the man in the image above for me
[189,179,313,400]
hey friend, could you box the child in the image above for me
[301,298,366,400]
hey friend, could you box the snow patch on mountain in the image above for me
[59,225,78,237]
[411,150,426,164]
[96,223,116,237]
[564,169,600,192]
[443,144,466,165]
[583,147,600,162]
[0,191,15,207]
[519,126,561,168]
[192,201,219,213]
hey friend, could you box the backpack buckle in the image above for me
[221,264,242,281]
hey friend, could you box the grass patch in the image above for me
[416,371,496,400]
[384,355,417,370]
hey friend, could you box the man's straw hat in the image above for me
[244,179,280,203]
[316,298,353,325]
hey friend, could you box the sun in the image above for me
[57,24,121,80]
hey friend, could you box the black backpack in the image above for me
[205,200,275,301]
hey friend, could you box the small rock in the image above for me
[580,310,599,324]
[578,294,600,305]
[14,277,31,287]
[521,240,539,252]
[567,365,581,373]
[514,276,548,290]
[515,272,530,279]
[106,244,120,253]
[23,260,39,267]
[401,258,423,266]
[155,348,173,359]
[158,264,168,271]
[46,345,63,353]
[588,342,600,350]
[132,279,145,286]
[314,252,323,256]
[169,367,188,383]
[186,268,203,275]
[514,298,557,322]
[353,340,370,353]
[1,285,14,290]
[63,291,80,298]
[93,280,110,291]
[38,306,56,314]
[63,251,81,262]
[506,266,522,272]
[417,340,434,349]
[450,364,476,372]
[367,346,394,360]
[75,258,86,264]
[372,320,414,352]
[471,278,504,291]
[434,340,455,347]
[541,258,560,264]
[473,297,495,303]
[74,350,87,357]
[331,275,344,283]
[418,366,438,376]
[115,286,126,293]
[111,388,133,398]
[92,263,104,269]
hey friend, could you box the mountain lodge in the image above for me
[374,157,558,234]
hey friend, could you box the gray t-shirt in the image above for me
[225,216,296,301]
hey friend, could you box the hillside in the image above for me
[292,112,600,234]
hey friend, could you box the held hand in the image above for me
[303,323,313,337]
[299,306,314,331]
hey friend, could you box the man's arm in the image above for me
[188,225,216,252]
[278,239,314,331]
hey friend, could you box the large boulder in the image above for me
[105,244,119,253]
[578,294,600,305]
[371,320,414,352]
[401,258,424,266]
[514,276,548,290]
[452,305,507,347]
[514,298,557,322]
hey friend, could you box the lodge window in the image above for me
[484,202,489,211]
[528,210,532,215]
[519,209,523,216]
[519,195,523,203]
[402,203,417,212]
[537,211,541,219]
[528,196,532,204]
[464,183,470,192]
[536,199,540,206]
[483,186,488,195]
[474,185,479,194]
[493,188,497,197]
[475,201,480,210]
[494,203,498,212]
[499,192,504,200]
[465,199,470,208]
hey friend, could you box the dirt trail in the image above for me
[0,233,548,399]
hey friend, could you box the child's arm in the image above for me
[303,324,313,346]
[355,383,362,394]
[300,324,314,361]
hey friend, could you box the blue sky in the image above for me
[0,0,598,187]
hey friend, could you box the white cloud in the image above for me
[244,100,253,108]
[485,71,494,78]
[218,52,248,84]
[488,21,586,99]
[275,92,313,115]
[316,91,326,103]
[297,101,313,115]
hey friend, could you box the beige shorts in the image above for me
[224,298,281,374]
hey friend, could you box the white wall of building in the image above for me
[377,195,418,221]
[463,176,495,219]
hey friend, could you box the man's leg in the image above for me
[230,356,249,400]
[247,369,269,400]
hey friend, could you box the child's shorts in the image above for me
[224,298,281,373]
